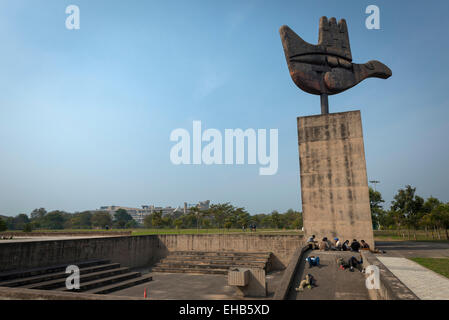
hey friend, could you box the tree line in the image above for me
[0,204,303,232]
[1,184,448,239]
[143,203,303,230]
[370,185,449,240]
[0,208,138,232]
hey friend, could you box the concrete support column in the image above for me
[297,110,374,246]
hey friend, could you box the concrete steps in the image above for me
[152,251,272,275]
[0,259,109,282]
[151,266,229,275]
[170,251,271,258]
[163,255,269,263]
[0,263,121,288]
[157,261,267,269]
[25,267,132,290]
[83,274,153,294]
[0,259,153,296]
[60,272,143,292]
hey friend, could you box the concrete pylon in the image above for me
[297,110,374,247]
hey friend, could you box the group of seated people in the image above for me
[306,235,375,253]
[336,255,364,272]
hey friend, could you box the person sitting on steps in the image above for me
[348,255,364,272]
[360,240,385,254]
[306,255,320,268]
[325,237,336,250]
[295,273,316,292]
[342,240,351,251]
[306,235,319,250]
[319,237,330,251]
[334,238,342,251]
[350,239,361,252]
[336,256,349,270]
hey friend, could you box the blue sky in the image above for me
[0,0,448,216]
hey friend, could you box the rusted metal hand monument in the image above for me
[280,17,392,114]
[280,17,392,246]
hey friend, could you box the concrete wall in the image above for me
[0,234,304,273]
[297,111,374,246]
[0,231,131,237]
[0,236,165,273]
[361,251,419,300]
[273,245,310,300]
[157,234,303,269]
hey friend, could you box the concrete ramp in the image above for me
[288,251,370,300]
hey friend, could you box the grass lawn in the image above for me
[410,257,449,279]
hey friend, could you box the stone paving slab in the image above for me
[377,256,449,300]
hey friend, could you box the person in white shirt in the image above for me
[334,238,342,251]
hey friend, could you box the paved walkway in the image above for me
[377,256,449,300]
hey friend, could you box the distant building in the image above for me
[99,200,210,225]
[183,200,210,214]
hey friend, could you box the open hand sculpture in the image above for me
[279,17,392,114]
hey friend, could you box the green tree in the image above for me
[174,218,183,229]
[423,197,441,214]
[5,217,15,230]
[282,209,303,229]
[162,216,173,228]
[41,211,66,230]
[391,185,424,239]
[125,220,138,229]
[224,219,233,230]
[209,203,234,229]
[189,206,201,231]
[421,197,442,238]
[144,214,153,228]
[114,209,133,223]
[152,210,163,228]
[30,208,47,221]
[369,187,385,230]
[260,214,272,228]
[184,212,197,228]
[270,211,281,229]
[202,218,211,229]
[23,223,33,233]
[235,207,250,229]
[91,211,112,229]
[15,214,30,230]
[377,210,394,230]
[68,211,92,229]
[251,214,264,228]
[0,218,7,232]
[430,203,449,240]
